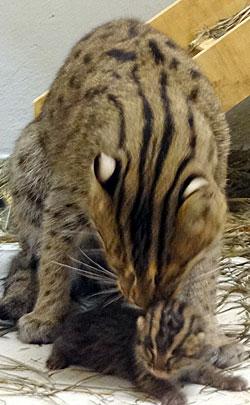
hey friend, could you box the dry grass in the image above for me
[189,5,250,53]
[0,354,155,403]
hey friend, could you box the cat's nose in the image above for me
[118,280,150,308]
[129,280,155,309]
[117,267,155,308]
[131,290,150,308]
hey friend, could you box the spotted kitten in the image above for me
[47,299,248,405]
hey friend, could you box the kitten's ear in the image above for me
[93,153,121,196]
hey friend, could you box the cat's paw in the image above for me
[47,347,69,370]
[18,312,60,344]
[215,342,249,369]
[219,375,248,391]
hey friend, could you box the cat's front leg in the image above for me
[18,188,88,343]
[184,364,248,391]
[136,370,186,405]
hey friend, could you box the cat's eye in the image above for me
[93,153,121,196]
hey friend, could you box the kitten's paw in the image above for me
[161,390,186,405]
[219,375,248,391]
[47,348,69,370]
[215,343,249,369]
[18,312,60,344]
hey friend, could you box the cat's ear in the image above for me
[93,153,121,196]
[182,177,208,199]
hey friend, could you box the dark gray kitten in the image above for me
[47,299,248,405]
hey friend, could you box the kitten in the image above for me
[47,299,248,405]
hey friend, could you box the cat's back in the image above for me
[38,18,227,179]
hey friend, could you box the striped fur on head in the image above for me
[81,21,229,309]
[135,299,208,380]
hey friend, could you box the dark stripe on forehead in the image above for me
[129,65,154,276]
[156,304,171,352]
[157,106,196,270]
[148,40,165,65]
[115,154,131,258]
[106,49,136,62]
[188,108,197,148]
[147,302,159,349]
[107,94,126,148]
[156,300,185,352]
[133,71,174,277]
[172,314,195,357]
[115,154,131,224]
[151,72,174,192]
[157,156,192,270]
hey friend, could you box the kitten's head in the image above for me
[89,150,226,308]
[135,299,210,380]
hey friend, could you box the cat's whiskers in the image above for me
[70,255,117,280]
[82,248,105,253]
[53,261,116,285]
[87,287,120,300]
[103,293,122,308]
[75,268,117,285]
[79,248,116,279]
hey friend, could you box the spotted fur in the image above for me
[47,299,248,405]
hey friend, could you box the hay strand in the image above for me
[189,5,250,52]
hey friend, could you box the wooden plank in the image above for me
[33,90,49,118]
[148,0,249,48]
[33,2,250,115]
[194,17,250,111]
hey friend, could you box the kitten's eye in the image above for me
[93,153,121,196]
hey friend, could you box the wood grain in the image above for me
[33,91,48,118]
[194,17,250,111]
[148,0,249,48]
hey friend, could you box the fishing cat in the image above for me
[47,299,248,405]
[0,19,241,365]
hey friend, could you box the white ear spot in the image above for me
[183,177,208,199]
[94,153,116,183]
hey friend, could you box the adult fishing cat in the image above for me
[0,19,237,365]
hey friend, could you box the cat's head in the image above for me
[135,299,211,380]
[89,149,227,309]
